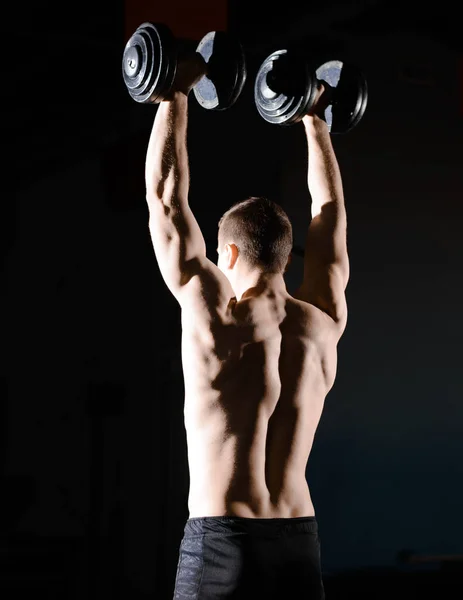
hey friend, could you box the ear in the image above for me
[284,252,292,274]
[226,243,239,269]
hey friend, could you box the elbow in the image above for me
[145,172,171,202]
[147,171,188,207]
[146,190,163,209]
[145,183,174,209]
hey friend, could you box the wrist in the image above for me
[302,114,330,138]
[303,113,326,129]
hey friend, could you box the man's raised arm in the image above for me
[144,58,209,298]
[145,93,190,206]
[294,113,349,325]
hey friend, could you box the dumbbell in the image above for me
[254,49,368,132]
[122,22,247,110]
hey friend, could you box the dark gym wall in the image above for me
[4,0,463,597]
[124,0,228,40]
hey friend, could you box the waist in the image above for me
[188,481,315,519]
[183,514,319,538]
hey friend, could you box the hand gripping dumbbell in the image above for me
[122,22,247,110]
[254,48,368,132]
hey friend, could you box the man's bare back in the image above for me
[145,93,347,525]
[181,282,342,519]
[142,48,349,599]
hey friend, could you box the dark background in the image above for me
[3,0,463,598]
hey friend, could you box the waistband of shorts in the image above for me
[183,515,318,537]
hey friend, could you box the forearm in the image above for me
[145,92,189,206]
[303,115,345,220]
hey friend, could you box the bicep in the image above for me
[147,196,206,298]
[295,264,347,324]
[296,205,349,323]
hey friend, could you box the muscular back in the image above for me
[180,283,343,519]
[144,90,348,519]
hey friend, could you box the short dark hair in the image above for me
[218,196,293,273]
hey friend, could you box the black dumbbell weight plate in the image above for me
[315,60,368,133]
[193,32,247,110]
[254,49,317,125]
[122,22,177,104]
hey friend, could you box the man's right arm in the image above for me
[294,114,349,326]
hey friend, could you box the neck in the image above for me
[235,272,287,301]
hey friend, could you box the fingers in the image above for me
[172,53,208,96]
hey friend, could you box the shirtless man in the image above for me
[145,54,348,599]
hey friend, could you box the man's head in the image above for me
[217,196,293,293]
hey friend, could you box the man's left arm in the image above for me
[145,92,207,300]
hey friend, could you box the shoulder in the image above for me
[178,256,234,317]
[289,294,347,341]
